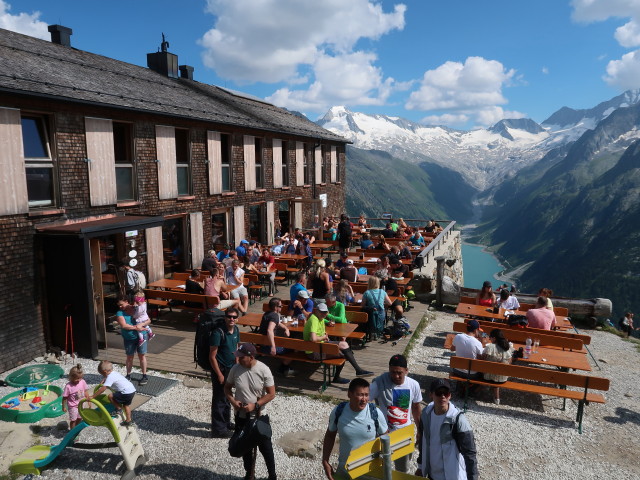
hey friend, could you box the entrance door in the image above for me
[163,216,187,276]
[249,204,266,244]
[278,200,290,236]
[90,239,107,346]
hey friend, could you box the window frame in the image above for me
[113,121,136,202]
[22,113,57,208]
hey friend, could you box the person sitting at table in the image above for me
[476,280,496,307]
[538,287,554,310]
[375,234,391,251]
[235,239,249,259]
[495,288,520,311]
[381,223,394,238]
[325,293,347,324]
[245,243,260,266]
[308,258,332,305]
[424,220,436,233]
[481,328,514,405]
[334,279,356,306]
[290,272,307,304]
[360,233,374,249]
[202,250,218,272]
[397,218,408,230]
[339,259,359,283]
[283,236,297,254]
[185,269,204,294]
[296,237,313,269]
[526,297,557,330]
[204,265,242,311]
[290,289,314,322]
[335,252,349,271]
[216,245,231,263]
[450,319,484,380]
[395,227,409,239]
[303,303,372,384]
[246,248,276,297]
[222,250,238,269]
[271,238,284,256]
[358,214,367,228]
[327,221,338,241]
[409,230,426,247]
[397,242,412,260]
[259,297,295,377]
[225,260,249,314]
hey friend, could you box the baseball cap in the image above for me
[346,259,354,265]
[240,240,249,245]
[235,343,257,358]
[482,280,492,289]
[315,303,329,312]
[298,290,310,299]
[389,354,407,368]
[429,378,451,393]
[467,319,482,332]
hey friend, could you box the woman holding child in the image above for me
[116,297,150,385]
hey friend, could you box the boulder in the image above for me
[277,429,333,458]
[441,276,460,305]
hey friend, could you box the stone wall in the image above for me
[412,230,463,296]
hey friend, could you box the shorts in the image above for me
[68,406,80,422]
[230,286,248,298]
[260,345,287,355]
[113,391,135,406]
[219,299,237,310]
[124,336,148,356]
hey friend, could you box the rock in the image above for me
[277,429,327,458]
[624,393,633,398]
[34,356,45,363]
[57,421,69,430]
[440,276,460,305]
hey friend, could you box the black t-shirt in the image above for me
[185,279,204,295]
[382,228,394,238]
[259,311,280,335]
[338,221,352,239]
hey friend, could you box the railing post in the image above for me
[435,256,445,307]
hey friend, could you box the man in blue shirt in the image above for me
[289,272,307,304]
[236,239,249,258]
[216,244,231,262]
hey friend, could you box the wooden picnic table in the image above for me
[443,334,591,371]
[237,313,359,338]
[455,303,573,330]
[355,274,411,286]
[147,278,186,290]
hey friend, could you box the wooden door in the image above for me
[90,238,107,346]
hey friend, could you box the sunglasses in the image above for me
[226,315,238,319]
[433,390,450,397]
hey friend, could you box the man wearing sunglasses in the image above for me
[209,307,240,438]
[416,379,478,480]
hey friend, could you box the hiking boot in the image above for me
[125,374,131,381]
[111,409,123,418]
[121,420,135,427]
[139,375,149,386]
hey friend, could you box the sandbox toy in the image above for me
[4,364,64,387]
[0,384,63,423]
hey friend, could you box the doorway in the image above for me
[248,204,266,244]
[278,200,290,236]
[163,216,188,276]
[211,210,229,249]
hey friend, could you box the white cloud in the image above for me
[604,50,640,89]
[405,57,517,126]
[615,19,640,47]
[542,66,549,74]
[0,0,48,39]
[571,0,640,23]
[421,113,469,127]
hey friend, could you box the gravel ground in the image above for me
[1,309,638,480]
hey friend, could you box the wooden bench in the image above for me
[143,289,220,314]
[240,331,345,392]
[468,319,591,345]
[449,356,609,433]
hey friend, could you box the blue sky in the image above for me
[3,0,639,129]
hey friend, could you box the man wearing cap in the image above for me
[236,240,249,259]
[209,307,240,438]
[322,378,388,480]
[450,320,484,380]
[339,258,358,283]
[224,343,277,480]
[216,245,231,262]
[304,303,372,384]
[291,289,314,322]
[369,354,423,472]
[416,379,478,480]
[202,249,218,272]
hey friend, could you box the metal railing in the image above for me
[417,220,456,266]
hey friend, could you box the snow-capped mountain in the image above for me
[317,90,640,190]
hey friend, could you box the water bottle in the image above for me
[524,337,532,359]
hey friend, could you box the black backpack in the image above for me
[194,308,226,371]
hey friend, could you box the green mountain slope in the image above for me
[346,146,476,222]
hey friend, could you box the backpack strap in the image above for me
[369,403,379,434]
[333,401,348,429]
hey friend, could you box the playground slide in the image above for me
[10,421,89,475]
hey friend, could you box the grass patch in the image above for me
[403,312,432,359]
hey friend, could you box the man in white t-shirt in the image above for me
[450,320,484,380]
[370,354,422,473]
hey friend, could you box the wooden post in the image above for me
[435,256,445,308]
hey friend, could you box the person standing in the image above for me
[337,213,352,254]
[416,379,478,480]
[209,307,240,438]
[224,343,277,480]
[322,378,388,480]
[369,354,422,473]
[115,297,149,385]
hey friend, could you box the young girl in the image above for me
[62,364,89,429]
[133,290,154,346]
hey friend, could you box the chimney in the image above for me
[147,33,178,79]
[48,24,73,47]
[179,65,194,80]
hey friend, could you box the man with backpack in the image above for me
[322,378,388,480]
[416,379,478,480]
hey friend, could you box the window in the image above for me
[255,137,264,188]
[22,115,55,207]
[281,141,289,187]
[113,122,135,201]
[175,128,190,196]
[303,143,311,185]
[221,133,232,192]
[211,211,229,247]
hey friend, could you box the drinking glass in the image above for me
[533,338,540,353]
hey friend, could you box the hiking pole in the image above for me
[571,322,601,371]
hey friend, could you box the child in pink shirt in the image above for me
[62,364,89,429]
[133,290,154,346]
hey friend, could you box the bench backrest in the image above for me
[554,306,569,316]
[450,356,609,391]
[345,311,368,324]
[351,284,368,294]
[452,322,583,350]
[172,272,191,281]
[239,332,342,356]
[143,289,220,309]
[460,296,476,305]
[468,319,591,345]
[345,305,363,312]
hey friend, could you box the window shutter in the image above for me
[330,146,337,182]
[315,146,322,184]
[190,212,204,269]
[85,117,117,206]
[272,139,282,188]
[266,201,275,245]
[294,201,303,229]
[0,107,28,215]
[234,205,245,246]
[156,125,178,199]
[207,131,222,195]
[243,135,256,191]
[295,142,304,186]
[145,226,165,283]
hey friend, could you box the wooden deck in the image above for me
[97,295,426,401]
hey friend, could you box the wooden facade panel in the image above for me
[294,201,303,229]
[243,135,255,191]
[272,138,282,188]
[84,117,117,206]
[0,107,28,215]
[330,146,337,183]
[234,205,245,246]
[146,226,165,283]
[295,141,304,186]
[266,200,275,245]
[207,130,222,195]
[190,212,204,269]
[315,146,322,184]
[156,125,178,199]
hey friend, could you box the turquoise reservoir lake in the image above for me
[461,243,511,289]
